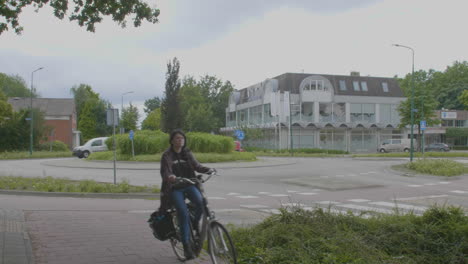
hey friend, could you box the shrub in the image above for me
[186,132,234,153]
[37,140,69,151]
[406,159,466,176]
[106,130,169,155]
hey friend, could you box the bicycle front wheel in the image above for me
[208,221,237,264]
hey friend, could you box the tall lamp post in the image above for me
[30,67,44,155]
[120,91,134,134]
[393,44,415,162]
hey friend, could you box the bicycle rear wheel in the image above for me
[208,221,237,264]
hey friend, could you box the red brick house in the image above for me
[7,97,79,149]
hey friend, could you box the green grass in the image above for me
[0,151,72,160]
[231,206,468,264]
[353,151,468,158]
[88,151,257,163]
[0,176,159,193]
[253,151,348,157]
[405,159,468,176]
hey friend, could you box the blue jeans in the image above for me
[171,185,203,244]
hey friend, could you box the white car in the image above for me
[72,137,109,158]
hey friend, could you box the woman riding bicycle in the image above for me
[159,129,215,260]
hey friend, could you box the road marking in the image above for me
[258,192,271,195]
[395,194,448,201]
[336,174,345,177]
[368,202,427,212]
[407,185,423,187]
[208,197,226,200]
[347,199,370,203]
[450,190,468,194]
[438,182,451,184]
[240,204,269,209]
[213,209,242,212]
[347,174,357,177]
[282,203,307,207]
[359,172,369,175]
[269,194,289,197]
[317,201,340,205]
[236,195,259,199]
[287,190,298,193]
[368,171,378,174]
[128,210,153,213]
[424,183,437,186]
[260,209,281,214]
[338,204,394,214]
[297,192,318,195]
[227,192,241,196]
[320,176,329,178]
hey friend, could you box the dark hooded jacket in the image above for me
[158,133,210,212]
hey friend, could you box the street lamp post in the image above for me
[30,67,44,155]
[120,91,134,134]
[393,44,415,162]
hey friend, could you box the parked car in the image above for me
[72,137,109,158]
[424,143,450,152]
[378,139,413,153]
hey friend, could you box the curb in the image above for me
[0,189,160,199]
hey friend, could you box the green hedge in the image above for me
[452,146,468,150]
[446,127,468,137]
[106,130,235,155]
[37,140,69,151]
[245,146,348,154]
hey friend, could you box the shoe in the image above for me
[183,242,195,260]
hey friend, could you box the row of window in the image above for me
[338,80,389,93]
[227,103,400,125]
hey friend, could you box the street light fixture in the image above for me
[392,44,415,162]
[121,91,134,134]
[30,67,44,155]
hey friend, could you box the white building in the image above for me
[222,72,408,152]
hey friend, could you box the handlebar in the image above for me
[174,170,218,185]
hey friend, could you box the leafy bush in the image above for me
[186,132,234,153]
[406,159,466,176]
[106,130,169,155]
[231,206,468,264]
[37,140,69,151]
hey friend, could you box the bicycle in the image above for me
[168,172,237,263]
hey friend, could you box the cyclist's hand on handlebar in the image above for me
[168,175,177,183]
[207,168,217,175]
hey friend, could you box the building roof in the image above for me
[7,97,75,116]
[272,73,404,97]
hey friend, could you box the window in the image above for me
[361,81,368,91]
[91,140,102,147]
[382,82,389,92]
[339,80,347,91]
[353,81,360,91]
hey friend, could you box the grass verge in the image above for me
[231,206,468,264]
[353,151,468,158]
[0,176,159,193]
[88,151,257,163]
[0,151,72,160]
[405,159,468,176]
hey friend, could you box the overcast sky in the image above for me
[1,0,468,123]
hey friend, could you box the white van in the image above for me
[378,139,414,153]
[72,137,109,158]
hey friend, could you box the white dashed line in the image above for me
[395,195,448,201]
[236,195,259,199]
[207,197,226,200]
[424,183,437,186]
[260,209,281,214]
[347,199,371,203]
[368,202,427,212]
[227,192,241,196]
[269,194,289,197]
[282,203,307,207]
[258,192,271,195]
[338,204,394,214]
[297,192,318,195]
[438,182,451,184]
[317,201,341,205]
[240,204,269,209]
[347,174,357,177]
[450,190,468,194]
[287,190,298,193]
[408,185,423,187]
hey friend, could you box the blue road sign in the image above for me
[237,130,245,140]
[420,120,426,131]
[129,130,134,140]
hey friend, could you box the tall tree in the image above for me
[141,108,161,131]
[1,0,160,35]
[397,70,439,148]
[160,57,182,132]
[0,91,13,126]
[121,102,140,132]
[459,90,468,110]
[0,73,38,97]
[432,61,468,110]
[143,96,161,114]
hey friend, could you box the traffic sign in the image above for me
[420,120,426,131]
[237,130,245,140]
[129,130,134,140]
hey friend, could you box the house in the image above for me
[221,72,408,152]
[7,97,80,149]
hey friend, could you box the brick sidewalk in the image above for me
[0,208,34,264]
[25,210,212,264]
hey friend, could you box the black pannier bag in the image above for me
[148,210,175,241]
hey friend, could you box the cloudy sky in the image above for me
[1,0,468,123]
